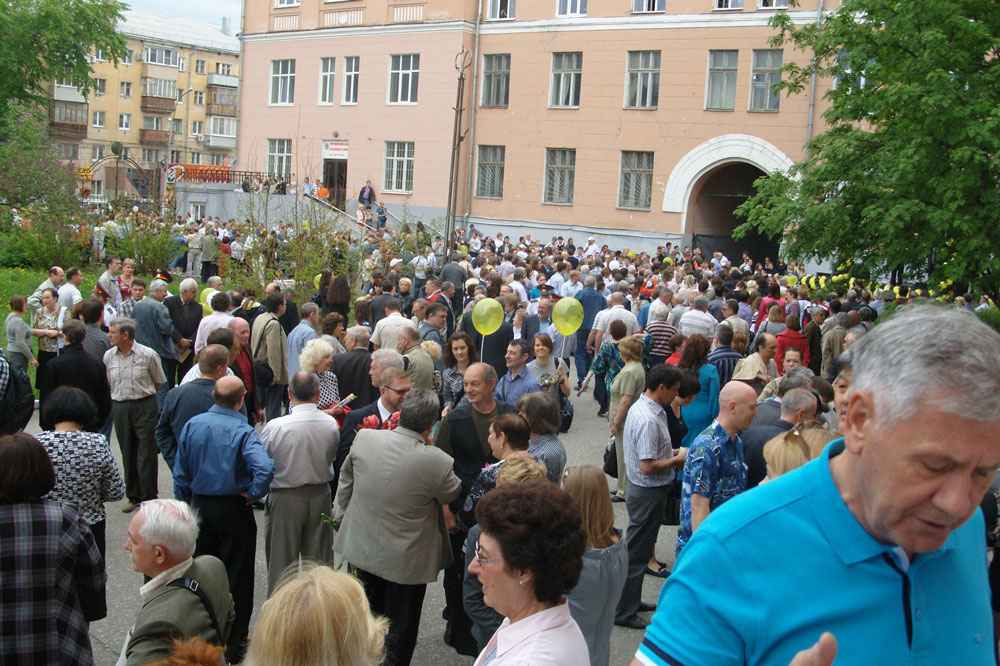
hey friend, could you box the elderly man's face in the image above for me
[124,510,158,575]
[843,394,1000,556]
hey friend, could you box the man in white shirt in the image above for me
[371,298,417,350]
[193,292,233,355]
[648,287,673,324]
[679,296,718,339]
[560,270,583,298]
[595,292,639,347]
[260,371,340,594]
[57,266,85,310]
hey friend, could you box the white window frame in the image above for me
[92,110,105,128]
[209,116,237,137]
[192,120,204,135]
[210,153,225,166]
[170,149,182,163]
[143,45,179,67]
[190,151,202,165]
[267,138,292,179]
[141,148,160,163]
[270,59,296,105]
[122,49,133,66]
[143,77,177,99]
[318,57,336,105]
[618,151,654,211]
[119,113,131,131]
[343,56,359,104]
[624,51,660,109]
[387,54,420,105]
[92,145,106,161]
[93,48,105,62]
[557,0,587,16]
[216,62,233,76]
[758,0,788,6]
[275,0,300,5]
[120,81,132,98]
[714,0,743,9]
[91,179,103,196]
[487,0,515,20]
[706,50,739,111]
[481,54,510,108]
[475,145,505,199]
[195,59,206,75]
[750,49,782,111]
[93,78,106,95]
[171,118,183,134]
[194,91,205,105]
[543,148,575,205]
[549,52,582,109]
[142,115,164,131]
[632,0,665,12]
[383,141,415,193]
[191,202,206,219]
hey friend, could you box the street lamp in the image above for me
[161,87,194,218]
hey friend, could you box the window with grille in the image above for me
[625,51,660,109]
[267,139,292,178]
[482,54,510,108]
[319,57,336,104]
[270,59,296,105]
[343,56,359,104]
[544,148,575,204]
[388,54,419,104]
[476,145,505,199]
[619,151,654,210]
[383,141,415,193]
[707,50,738,110]
[750,49,782,111]
[550,53,582,108]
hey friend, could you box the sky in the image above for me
[123,0,243,29]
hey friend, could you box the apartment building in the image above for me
[239,0,835,251]
[50,9,240,203]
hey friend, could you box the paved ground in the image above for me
[37,370,680,665]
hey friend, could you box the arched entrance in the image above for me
[687,162,779,266]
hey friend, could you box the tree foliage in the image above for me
[0,101,78,211]
[0,0,127,132]
[735,0,1000,293]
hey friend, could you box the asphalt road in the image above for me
[34,370,681,665]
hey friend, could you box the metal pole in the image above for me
[445,48,472,256]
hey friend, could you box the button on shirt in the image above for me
[260,403,340,489]
[104,342,166,401]
[623,394,675,487]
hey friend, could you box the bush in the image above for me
[0,232,33,267]
[975,307,1000,335]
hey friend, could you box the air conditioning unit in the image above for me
[193,134,205,142]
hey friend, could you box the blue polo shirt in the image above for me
[636,439,993,666]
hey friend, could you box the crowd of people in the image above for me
[1,225,998,666]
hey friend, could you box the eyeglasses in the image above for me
[474,540,504,566]
[383,385,410,396]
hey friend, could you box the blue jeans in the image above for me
[574,329,593,385]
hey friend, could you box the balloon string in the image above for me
[559,335,565,360]
[481,335,485,363]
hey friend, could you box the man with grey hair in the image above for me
[740,387,819,488]
[260,371,340,594]
[821,311,852,377]
[285,301,319,377]
[329,326,374,408]
[133,278,187,409]
[752,365,815,427]
[594,292,639,349]
[636,305,1000,666]
[369,348,405,391]
[731,332,779,396]
[194,291,233,355]
[334,388,461,666]
[397,325,434,389]
[164,277,202,387]
[122,499,234,666]
[679,295,718,339]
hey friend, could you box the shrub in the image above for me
[0,232,33,267]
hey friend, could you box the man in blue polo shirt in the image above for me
[494,340,541,405]
[633,305,1000,666]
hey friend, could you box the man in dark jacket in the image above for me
[37,319,111,431]
[740,388,817,489]
[328,326,375,409]
[163,278,202,388]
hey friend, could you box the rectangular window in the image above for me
[92,145,106,161]
[714,0,743,8]
[619,151,654,210]
[482,54,510,108]
[625,51,660,109]
[270,59,296,104]
[55,143,79,160]
[190,151,202,165]
[476,145,505,198]
[91,180,103,196]
[707,50,739,110]
[319,57,336,104]
[92,111,105,128]
[195,59,206,74]
[142,43,177,64]
[170,150,182,163]
[487,0,514,19]
[267,138,292,179]
[216,62,233,76]
[93,48,105,62]
[383,141,415,193]
[194,91,205,105]
[122,49,133,65]
[210,116,237,137]
[141,148,160,162]
[120,81,133,98]
[750,49,782,111]
[120,147,131,160]
[388,54,419,104]
[171,118,183,134]
[211,153,225,166]
[557,0,587,15]
[544,148,575,204]
[143,77,177,99]
[343,56,359,104]
[178,57,186,72]
[94,78,106,95]
[119,113,131,130]
[632,0,665,11]
[191,202,206,219]
[192,120,204,135]
[55,77,74,87]
[759,0,788,6]
[142,116,164,130]
[276,0,300,5]
[52,101,87,125]
[550,52,582,108]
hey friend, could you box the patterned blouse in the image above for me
[31,306,66,353]
[442,366,469,409]
[317,370,341,409]
[589,334,654,388]
[35,430,125,524]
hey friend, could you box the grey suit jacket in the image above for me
[334,426,461,585]
[132,296,180,360]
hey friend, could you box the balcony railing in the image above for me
[207,73,238,88]
[50,120,87,139]
[141,95,175,113]
[207,135,236,149]
[206,102,238,117]
[140,128,169,145]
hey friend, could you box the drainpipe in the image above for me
[462,0,483,229]
[804,0,824,161]
[235,4,246,168]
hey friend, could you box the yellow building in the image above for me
[50,9,240,204]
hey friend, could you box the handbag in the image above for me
[559,391,574,433]
[252,319,276,386]
[602,433,618,478]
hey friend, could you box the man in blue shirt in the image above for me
[574,275,607,388]
[495,340,541,405]
[634,305,1000,666]
[285,302,319,377]
[174,375,274,664]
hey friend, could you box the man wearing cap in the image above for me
[583,237,599,258]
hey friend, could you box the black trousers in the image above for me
[442,530,476,648]
[163,354,194,389]
[192,494,256,664]
[89,520,108,621]
[356,568,426,666]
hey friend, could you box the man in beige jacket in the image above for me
[250,292,288,421]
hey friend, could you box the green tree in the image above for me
[0,0,126,132]
[735,0,1000,293]
[0,101,78,212]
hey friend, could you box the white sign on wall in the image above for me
[322,139,349,160]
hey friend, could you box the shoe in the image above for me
[597,408,609,418]
[638,601,657,613]
[121,502,136,513]
[611,494,625,503]
[644,565,670,578]
[443,625,479,657]
[614,615,650,630]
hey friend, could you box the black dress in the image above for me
[667,405,688,448]
[663,405,688,525]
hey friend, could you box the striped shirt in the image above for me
[103,342,165,401]
[645,321,677,357]
[707,345,744,387]
[623,393,675,487]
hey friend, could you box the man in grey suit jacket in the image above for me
[132,279,190,409]
[122,499,235,666]
[334,388,462,666]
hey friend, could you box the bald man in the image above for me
[676,381,758,555]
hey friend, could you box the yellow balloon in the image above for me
[472,298,504,336]
[552,297,584,336]
[200,287,215,303]
[200,288,218,307]
[314,273,322,289]
[202,301,213,316]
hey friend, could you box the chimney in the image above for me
[221,17,230,35]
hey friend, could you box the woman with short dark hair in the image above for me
[516,392,566,483]
[469,480,589,665]
[0,433,106,663]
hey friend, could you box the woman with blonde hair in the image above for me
[299,338,342,415]
[563,466,627,666]
[243,565,388,666]
[762,422,836,481]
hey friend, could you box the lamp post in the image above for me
[161,87,194,218]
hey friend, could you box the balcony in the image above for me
[49,120,87,139]
[49,100,88,139]
[207,134,236,149]
[207,73,238,88]
[141,95,175,113]
[206,102,238,117]
[52,84,86,104]
[140,129,169,145]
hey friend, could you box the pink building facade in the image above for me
[239,0,834,251]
